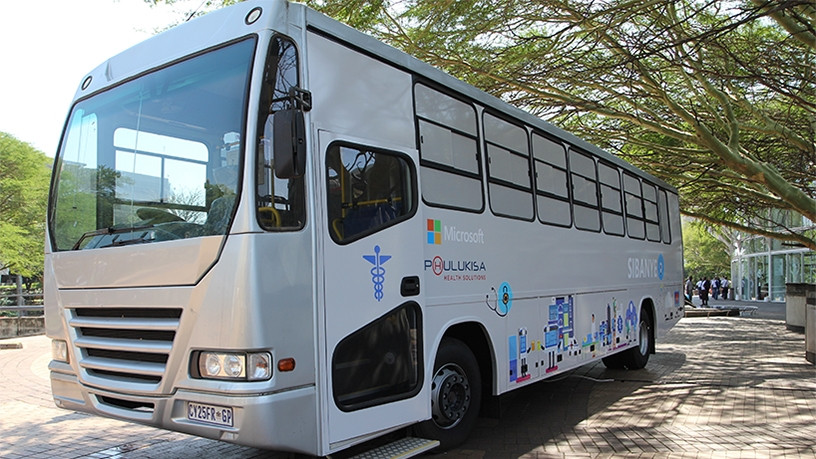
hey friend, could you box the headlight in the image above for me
[51,340,69,363]
[196,351,272,381]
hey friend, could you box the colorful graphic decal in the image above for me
[657,254,665,280]
[509,328,531,383]
[426,219,442,245]
[485,282,513,317]
[583,299,638,354]
[499,282,513,314]
[544,296,574,374]
[506,295,642,384]
[508,334,517,381]
[362,245,391,302]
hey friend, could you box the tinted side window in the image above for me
[598,161,624,236]
[326,144,414,244]
[532,134,571,227]
[570,149,600,232]
[623,172,645,239]
[658,189,672,243]
[643,182,660,242]
[484,113,533,220]
[333,303,421,411]
[414,84,482,211]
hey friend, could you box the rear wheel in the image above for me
[414,338,481,451]
[603,307,653,370]
[601,352,624,369]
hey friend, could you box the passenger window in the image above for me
[569,149,600,232]
[643,183,660,242]
[532,134,571,227]
[326,144,414,243]
[623,172,645,239]
[484,113,533,220]
[333,303,421,411]
[598,161,624,236]
[658,189,672,243]
[414,83,483,211]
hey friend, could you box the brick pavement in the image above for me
[1,316,815,458]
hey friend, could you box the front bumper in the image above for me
[49,368,319,455]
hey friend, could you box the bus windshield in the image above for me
[50,37,256,251]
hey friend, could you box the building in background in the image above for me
[731,211,816,302]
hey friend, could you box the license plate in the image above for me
[187,402,233,427]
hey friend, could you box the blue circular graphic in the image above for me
[657,254,665,280]
[498,282,513,315]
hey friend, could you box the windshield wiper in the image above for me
[102,231,156,248]
[71,224,155,250]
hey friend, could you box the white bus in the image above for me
[45,1,684,456]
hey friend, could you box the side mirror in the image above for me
[271,108,306,178]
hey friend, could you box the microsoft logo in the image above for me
[427,219,442,245]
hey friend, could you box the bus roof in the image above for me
[71,0,675,193]
[303,4,676,193]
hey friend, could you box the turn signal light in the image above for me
[277,358,296,372]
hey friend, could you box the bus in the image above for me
[45,1,684,456]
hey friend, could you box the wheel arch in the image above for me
[442,321,495,401]
[640,297,656,355]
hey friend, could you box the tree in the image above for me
[303,0,816,246]
[149,0,816,247]
[682,220,732,282]
[0,133,51,278]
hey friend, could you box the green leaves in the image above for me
[0,132,50,277]
[146,0,815,247]
[682,220,731,281]
[310,0,816,248]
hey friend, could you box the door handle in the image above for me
[401,276,420,297]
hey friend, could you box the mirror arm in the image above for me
[290,86,312,112]
[269,86,312,114]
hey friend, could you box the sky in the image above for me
[0,0,194,157]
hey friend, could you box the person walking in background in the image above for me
[685,276,694,303]
[712,277,721,300]
[703,277,711,305]
[697,277,710,306]
[721,277,729,300]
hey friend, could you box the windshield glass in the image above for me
[50,38,255,251]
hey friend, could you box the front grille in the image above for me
[69,307,182,392]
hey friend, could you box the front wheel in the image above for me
[414,338,481,451]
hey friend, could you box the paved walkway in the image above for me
[2,313,815,458]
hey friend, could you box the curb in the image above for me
[684,306,740,317]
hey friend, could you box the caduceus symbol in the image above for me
[363,245,391,302]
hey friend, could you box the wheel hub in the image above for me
[639,320,650,355]
[430,364,471,429]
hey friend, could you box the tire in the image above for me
[620,308,653,370]
[601,352,625,369]
[414,338,481,451]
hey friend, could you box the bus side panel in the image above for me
[422,203,682,396]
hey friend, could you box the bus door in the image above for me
[319,130,428,444]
